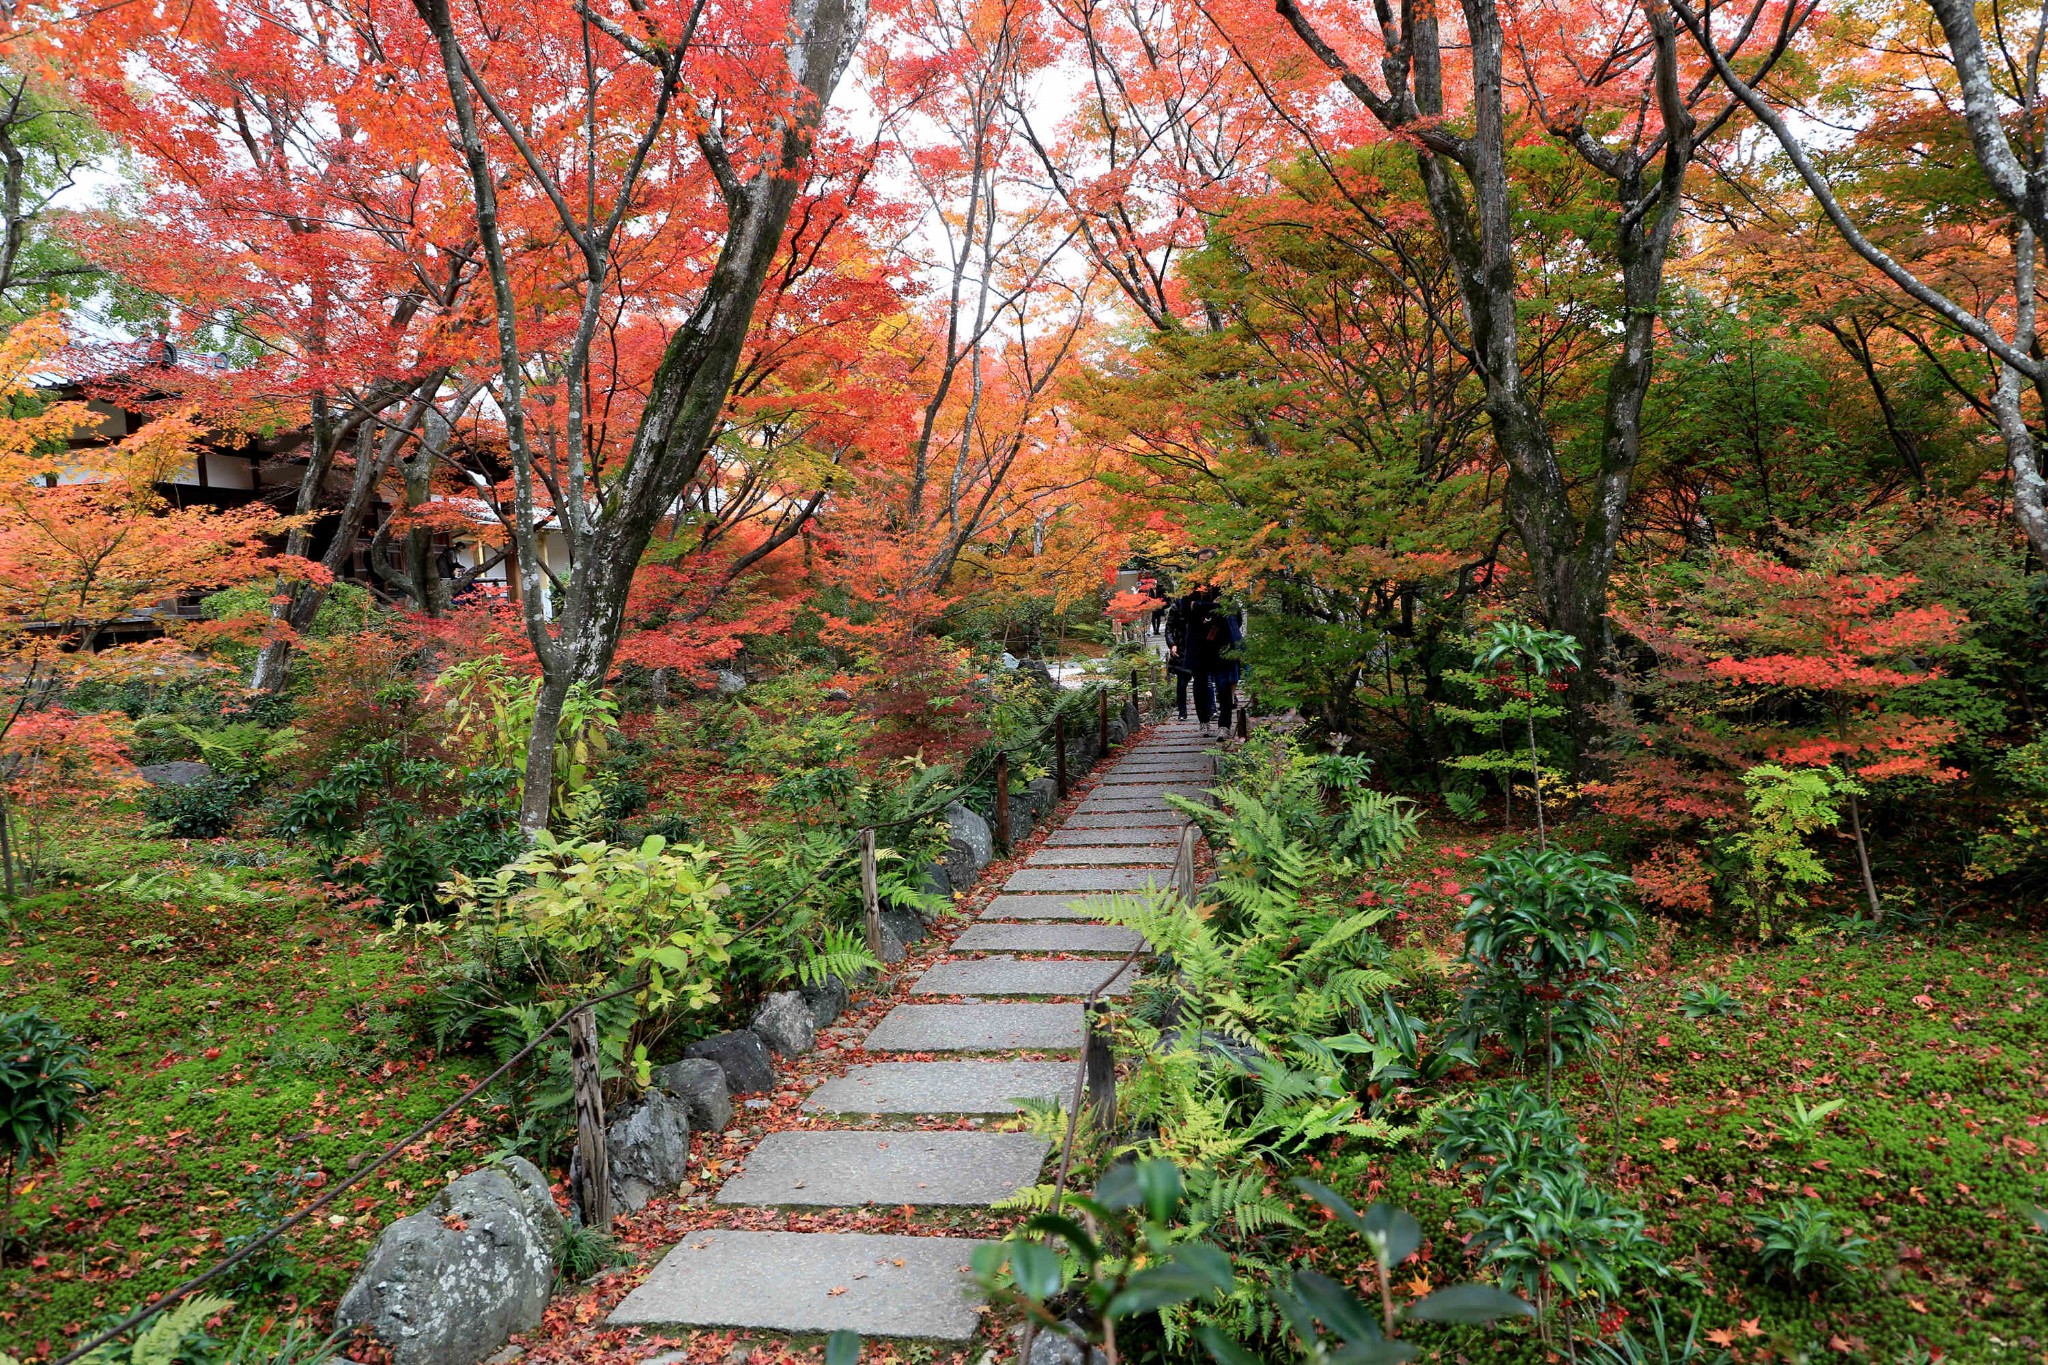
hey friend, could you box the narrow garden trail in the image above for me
[606,721,1215,1343]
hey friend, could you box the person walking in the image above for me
[1164,588,1199,721]
[1184,585,1242,735]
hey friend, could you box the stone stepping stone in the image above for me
[804,1060,1074,1114]
[609,1229,991,1339]
[1064,811,1186,829]
[978,895,1108,920]
[1076,797,1204,814]
[1027,847,1174,866]
[865,1002,1085,1051]
[717,1131,1050,1206]
[1045,828,1181,846]
[1098,773,1209,786]
[911,955,1138,997]
[953,923,1145,954]
[1003,867,1168,893]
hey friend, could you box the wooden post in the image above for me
[1174,824,1198,905]
[567,1006,612,1230]
[994,752,1011,856]
[1235,706,1248,740]
[1130,668,1140,706]
[1054,712,1068,799]
[1097,687,1109,753]
[861,827,882,959]
[1083,1000,1116,1129]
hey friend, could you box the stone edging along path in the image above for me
[593,720,1218,1349]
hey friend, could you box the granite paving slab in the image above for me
[1063,811,1188,829]
[951,923,1146,954]
[1044,828,1182,846]
[609,1230,991,1339]
[1026,847,1175,866]
[717,1131,1050,1206]
[978,895,1111,920]
[864,1002,1085,1051]
[804,1060,1074,1114]
[1003,867,1169,892]
[911,955,1138,997]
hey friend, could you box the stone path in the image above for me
[609,719,1211,1342]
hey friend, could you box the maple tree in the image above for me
[1602,530,1966,918]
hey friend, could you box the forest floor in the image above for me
[2,811,2043,1364]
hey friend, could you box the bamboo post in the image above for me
[994,752,1011,856]
[1174,824,1198,905]
[861,827,882,959]
[1054,712,1068,799]
[1083,1001,1116,1129]
[1097,687,1109,753]
[567,1006,612,1230]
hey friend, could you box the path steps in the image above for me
[609,721,1212,1341]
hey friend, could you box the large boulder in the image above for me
[749,991,816,1057]
[684,1030,776,1094]
[137,760,212,787]
[607,1089,691,1212]
[1003,803,1035,849]
[918,861,954,902]
[1123,699,1142,734]
[1018,660,1059,695]
[942,802,993,889]
[652,1058,732,1133]
[714,669,747,695]
[335,1157,564,1365]
[798,975,851,1030]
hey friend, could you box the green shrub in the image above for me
[0,1010,93,1259]
[141,772,259,838]
[1747,1202,1868,1285]
[1455,845,1637,1093]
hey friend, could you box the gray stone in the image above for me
[952,923,1146,954]
[749,991,816,1057]
[1003,803,1036,847]
[138,760,213,786]
[1000,651,1020,670]
[1003,867,1169,893]
[1106,718,1127,747]
[878,904,928,963]
[912,955,1138,998]
[979,894,1110,921]
[1019,660,1059,694]
[1023,776,1059,816]
[824,687,852,702]
[1063,811,1188,829]
[714,669,747,695]
[335,1157,564,1365]
[864,1002,1085,1051]
[1157,1029,1268,1070]
[1044,828,1181,847]
[918,861,955,902]
[1029,1326,1109,1365]
[608,1089,691,1212]
[1027,847,1175,867]
[684,1030,776,1094]
[946,801,993,870]
[609,1230,992,1339]
[652,1058,732,1133]
[717,1131,1050,1207]
[804,1061,1074,1114]
[799,974,851,1029]
[1123,699,1142,733]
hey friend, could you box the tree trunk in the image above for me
[519,670,571,837]
[1844,786,1883,922]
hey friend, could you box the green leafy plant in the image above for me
[0,1009,93,1264]
[555,1222,626,1285]
[74,1292,237,1365]
[1725,764,1858,939]
[1747,1202,1868,1285]
[1469,621,1581,847]
[1455,846,1637,1097]
[141,772,260,838]
[1435,1083,1582,1199]
[1677,982,1744,1020]
[1777,1095,1846,1145]
[1585,1304,1730,1364]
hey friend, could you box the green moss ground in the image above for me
[0,826,489,1361]
[1366,933,2048,1362]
